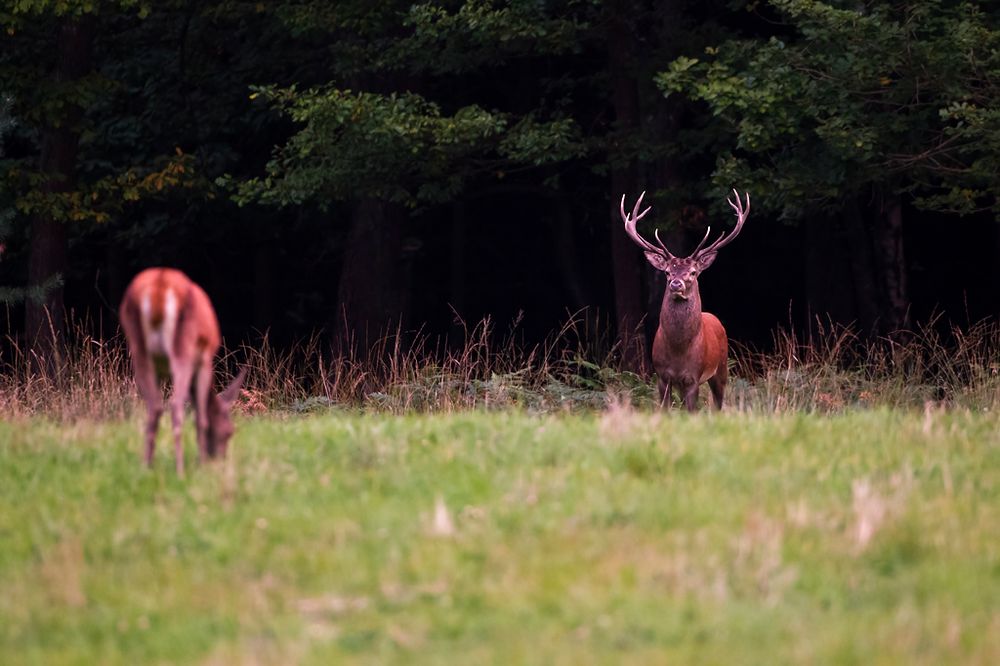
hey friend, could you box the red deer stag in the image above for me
[119,268,246,475]
[621,190,750,411]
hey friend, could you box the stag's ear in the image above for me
[696,252,717,271]
[218,367,247,406]
[644,252,671,272]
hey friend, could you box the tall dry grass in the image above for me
[730,317,999,412]
[0,317,134,420]
[1,313,997,421]
[229,313,632,414]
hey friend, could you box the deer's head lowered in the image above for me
[621,190,750,304]
[206,367,247,458]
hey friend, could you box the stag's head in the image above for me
[621,189,750,302]
[206,367,247,458]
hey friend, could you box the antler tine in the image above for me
[683,225,713,258]
[620,192,650,232]
[630,191,652,226]
[619,192,630,225]
[695,188,751,258]
[653,228,674,255]
[727,188,750,222]
[620,192,673,258]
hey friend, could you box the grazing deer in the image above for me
[621,189,750,411]
[119,268,246,475]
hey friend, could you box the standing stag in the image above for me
[621,190,750,411]
[119,268,246,475]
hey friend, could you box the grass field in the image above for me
[1,407,998,664]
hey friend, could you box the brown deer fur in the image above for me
[119,268,245,475]
[621,190,750,411]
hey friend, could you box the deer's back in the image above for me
[120,268,221,360]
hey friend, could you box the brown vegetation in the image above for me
[1,314,997,421]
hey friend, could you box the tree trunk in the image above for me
[27,215,67,347]
[607,4,646,372]
[842,197,881,334]
[609,163,645,371]
[804,212,856,326]
[994,219,1000,320]
[550,196,591,312]
[25,17,94,368]
[252,224,274,333]
[642,0,686,349]
[335,198,406,354]
[449,199,467,340]
[102,234,124,338]
[873,193,910,333]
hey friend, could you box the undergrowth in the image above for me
[1,314,997,420]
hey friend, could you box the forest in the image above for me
[3,3,1000,663]
[2,0,998,367]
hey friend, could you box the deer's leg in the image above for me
[133,355,162,467]
[168,357,195,477]
[708,366,726,411]
[682,383,700,412]
[193,360,213,462]
[142,398,163,468]
[657,378,672,409]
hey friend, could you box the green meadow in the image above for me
[1,409,997,664]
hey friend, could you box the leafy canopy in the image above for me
[658,0,1000,217]
[232,87,582,206]
[226,1,588,208]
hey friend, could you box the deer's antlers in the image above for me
[620,192,675,259]
[694,189,750,259]
[621,189,750,260]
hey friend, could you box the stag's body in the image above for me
[621,190,749,411]
[652,287,728,410]
[119,268,244,475]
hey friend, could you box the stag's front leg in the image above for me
[657,378,672,409]
[682,383,701,412]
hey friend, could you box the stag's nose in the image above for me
[668,278,685,292]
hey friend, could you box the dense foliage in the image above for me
[0,1,997,358]
[660,0,1000,217]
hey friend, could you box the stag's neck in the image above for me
[659,289,703,348]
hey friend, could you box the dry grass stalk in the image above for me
[2,312,997,419]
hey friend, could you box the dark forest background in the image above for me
[2,0,998,371]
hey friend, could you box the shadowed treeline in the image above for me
[1,2,998,366]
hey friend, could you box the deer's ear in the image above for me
[218,367,247,405]
[644,252,671,272]
[696,252,717,271]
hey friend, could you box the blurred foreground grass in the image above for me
[1,408,998,664]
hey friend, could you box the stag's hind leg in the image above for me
[709,335,729,411]
[708,365,727,411]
